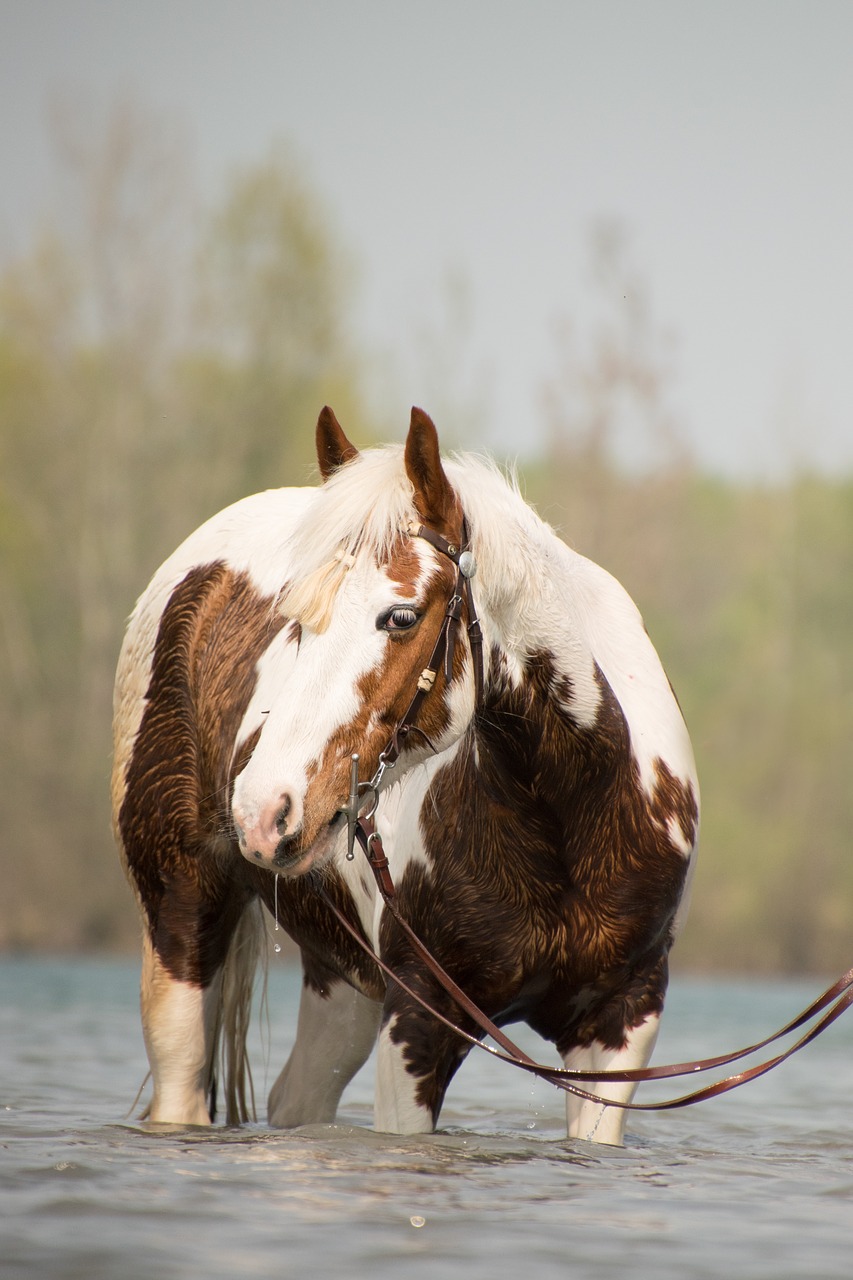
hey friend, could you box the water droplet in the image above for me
[409,1215,426,1228]
[272,874,282,951]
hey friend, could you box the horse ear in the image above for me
[404,407,457,528]
[316,406,359,480]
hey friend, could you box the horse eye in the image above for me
[379,606,420,632]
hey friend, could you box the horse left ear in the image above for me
[404,407,458,529]
[316,406,359,480]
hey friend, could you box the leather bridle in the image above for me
[339,519,484,897]
[324,519,853,1115]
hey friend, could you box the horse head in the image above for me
[230,407,479,876]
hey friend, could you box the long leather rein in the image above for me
[322,519,853,1113]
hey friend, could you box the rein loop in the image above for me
[320,875,853,1113]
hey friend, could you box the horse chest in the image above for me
[381,767,686,1041]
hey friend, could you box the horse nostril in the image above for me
[275,794,293,835]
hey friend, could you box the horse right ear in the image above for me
[316,406,359,480]
[404,407,458,531]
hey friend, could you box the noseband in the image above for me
[340,519,484,893]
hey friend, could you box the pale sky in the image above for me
[2,0,852,476]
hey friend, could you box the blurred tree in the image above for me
[533,220,692,645]
[533,226,853,975]
[0,99,372,950]
[178,141,365,510]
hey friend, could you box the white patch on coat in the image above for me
[140,935,219,1125]
[564,550,697,804]
[113,487,315,814]
[358,744,465,942]
[561,1012,662,1147]
[441,459,695,807]
[374,1017,435,1134]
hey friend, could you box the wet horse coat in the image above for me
[112,408,698,1143]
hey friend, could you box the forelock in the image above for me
[276,444,553,634]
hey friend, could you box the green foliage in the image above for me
[0,113,375,951]
[524,457,853,975]
[2,130,851,977]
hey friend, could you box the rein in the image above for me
[326,518,853,1113]
[319,885,853,1112]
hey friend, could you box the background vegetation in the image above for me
[2,105,851,975]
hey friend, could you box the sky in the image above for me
[1,0,852,477]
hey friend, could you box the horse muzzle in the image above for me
[233,788,304,868]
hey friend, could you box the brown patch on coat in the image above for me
[250,865,385,1001]
[116,563,287,985]
[379,648,697,1121]
[116,560,385,996]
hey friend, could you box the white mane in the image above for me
[277,443,559,633]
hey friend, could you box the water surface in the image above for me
[1,957,851,1279]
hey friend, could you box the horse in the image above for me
[111,406,699,1145]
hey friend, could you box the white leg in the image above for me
[140,935,220,1125]
[562,1013,661,1146]
[268,978,381,1126]
[373,1017,435,1134]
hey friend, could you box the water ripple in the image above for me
[2,958,851,1279]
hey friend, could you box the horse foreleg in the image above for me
[373,998,471,1135]
[268,971,381,1127]
[561,1011,661,1146]
[374,1017,435,1133]
[140,932,222,1125]
[136,876,259,1126]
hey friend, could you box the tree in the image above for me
[181,142,364,505]
[0,101,371,949]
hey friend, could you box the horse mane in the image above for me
[277,446,417,631]
[277,444,556,634]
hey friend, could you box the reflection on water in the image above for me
[1,957,852,1279]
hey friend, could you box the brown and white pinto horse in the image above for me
[112,407,699,1145]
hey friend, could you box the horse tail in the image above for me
[215,897,267,1125]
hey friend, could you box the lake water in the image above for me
[1,956,851,1279]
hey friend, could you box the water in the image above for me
[1,956,851,1279]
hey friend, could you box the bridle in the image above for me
[323,518,853,1115]
[339,518,484,897]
